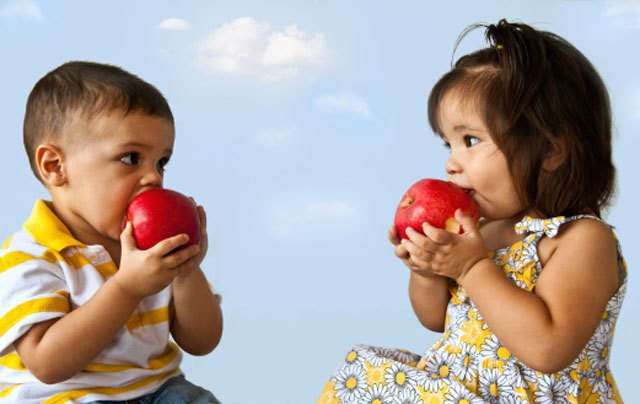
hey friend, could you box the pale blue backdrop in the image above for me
[1,1,638,402]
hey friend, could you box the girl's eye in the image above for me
[442,141,451,150]
[120,153,140,165]
[157,157,170,173]
[464,135,480,147]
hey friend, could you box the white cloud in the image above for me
[159,17,191,31]
[196,16,329,80]
[315,91,371,118]
[270,200,358,236]
[0,0,42,20]
[604,0,640,28]
[254,127,295,145]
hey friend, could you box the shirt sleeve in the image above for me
[0,247,70,356]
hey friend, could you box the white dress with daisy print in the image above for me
[317,215,626,403]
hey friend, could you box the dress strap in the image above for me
[514,214,602,238]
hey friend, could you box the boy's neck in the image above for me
[49,198,123,265]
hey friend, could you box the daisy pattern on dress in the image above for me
[363,346,396,367]
[478,368,511,402]
[333,364,367,402]
[479,335,513,371]
[534,374,570,404]
[344,347,366,368]
[450,342,478,384]
[360,382,394,404]
[393,387,422,404]
[365,360,392,386]
[420,351,454,393]
[384,361,418,395]
[585,335,610,370]
[443,383,483,404]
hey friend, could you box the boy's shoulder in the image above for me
[1,228,59,269]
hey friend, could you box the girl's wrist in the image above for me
[457,257,493,286]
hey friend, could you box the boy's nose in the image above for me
[141,167,163,188]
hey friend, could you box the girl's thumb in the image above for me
[455,209,478,234]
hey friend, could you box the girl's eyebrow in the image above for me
[453,124,485,132]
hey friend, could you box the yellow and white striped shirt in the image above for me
[0,200,182,403]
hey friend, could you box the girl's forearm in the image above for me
[171,268,223,356]
[408,271,451,332]
[459,259,581,373]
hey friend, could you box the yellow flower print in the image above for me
[365,361,391,386]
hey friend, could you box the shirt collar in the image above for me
[23,200,86,251]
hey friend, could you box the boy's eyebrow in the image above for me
[117,141,173,155]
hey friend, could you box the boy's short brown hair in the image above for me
[23,61,174,181]
[428,20,615,218]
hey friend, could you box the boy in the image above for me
[0,61,223,403]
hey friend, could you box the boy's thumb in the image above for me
[120,221,136,249]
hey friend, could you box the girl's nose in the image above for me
[445,154,462,176]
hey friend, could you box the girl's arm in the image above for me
[389,227,450,332]
[169,205,223,355]
[407,211,619,373]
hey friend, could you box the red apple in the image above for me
[394,178,479,239]
[123,188,201,250]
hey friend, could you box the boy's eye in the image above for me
[120,153,140,165]
[464,135,480,147]
[157,157,170,172]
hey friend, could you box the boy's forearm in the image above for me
[408,272,450,332]
[171,268,223,356]
[16,277,141,384]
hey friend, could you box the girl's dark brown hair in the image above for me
[428,19,615,217]
[23,61,174,181]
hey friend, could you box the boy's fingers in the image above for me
[120,221,137,250]
[151,234,190,256]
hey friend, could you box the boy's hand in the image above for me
[398,209,488,283]
[174,204,208,280]
[114,221,200,299]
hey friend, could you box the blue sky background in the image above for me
[1,1,639,402]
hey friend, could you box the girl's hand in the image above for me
[400,209,489,283]
[174,204,209,280]
[388,226,442,279]
[114,221,200,299]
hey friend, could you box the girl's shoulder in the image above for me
[535,215,617,267]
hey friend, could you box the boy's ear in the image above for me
[35,144,67,187]
[542,137,567,171]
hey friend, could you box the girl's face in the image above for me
[437,92,526,221]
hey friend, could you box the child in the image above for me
[317,19,626,403]
[0,61,223,403]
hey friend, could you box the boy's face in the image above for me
[57,111,175,246]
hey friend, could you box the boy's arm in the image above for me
[14,278,141,384]
[170,268,223,356]
[169,206,223,355]
[14,225,200,384]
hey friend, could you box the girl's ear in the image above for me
[35,144,67,187]
[542,137,567,171]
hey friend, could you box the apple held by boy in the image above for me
[123,188,201,250]
[394,178,479,239]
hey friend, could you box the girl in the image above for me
[317,19,626,403]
